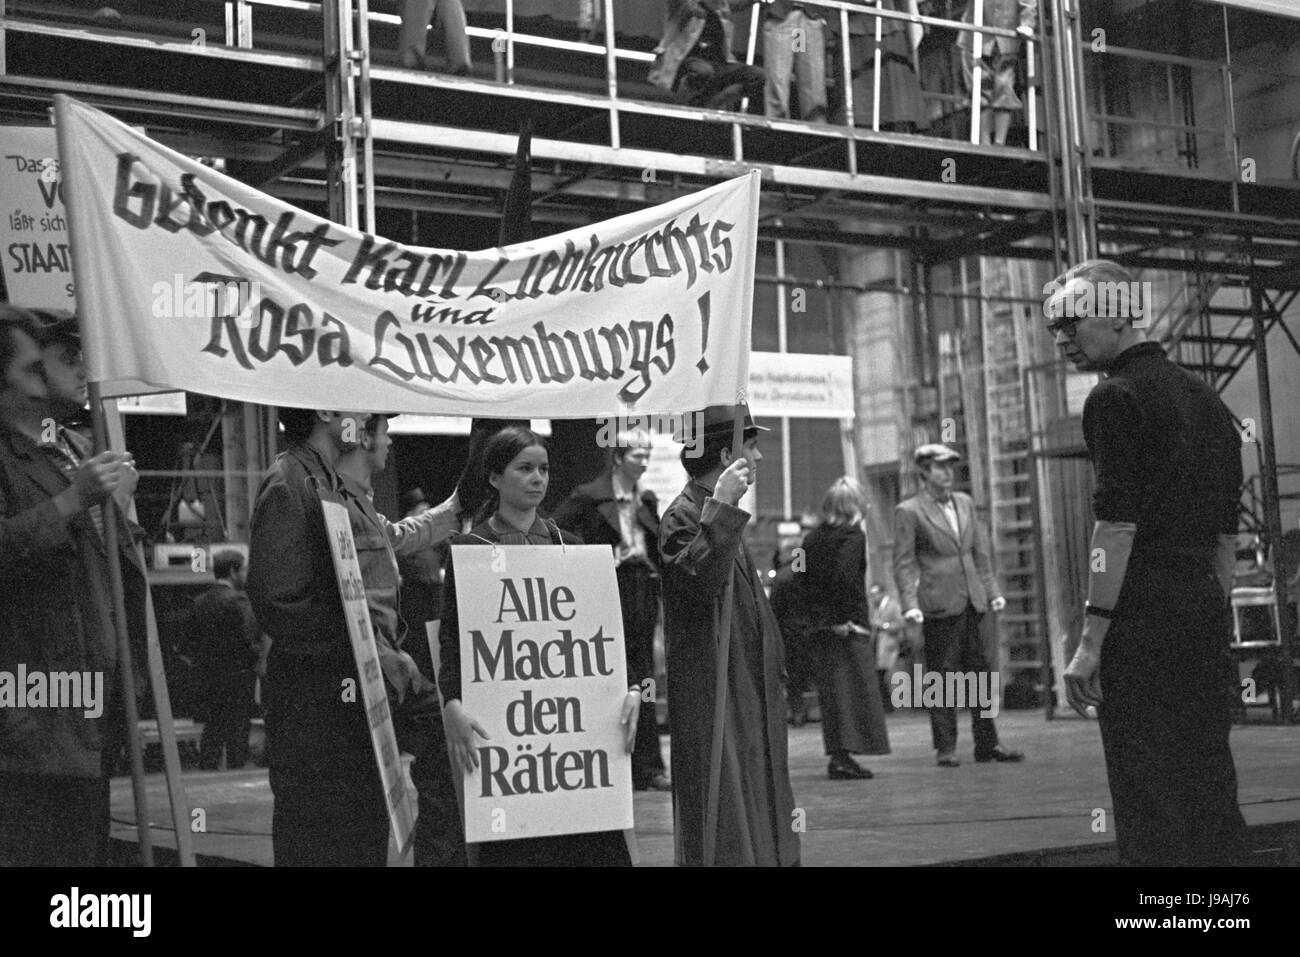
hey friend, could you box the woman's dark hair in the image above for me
[482,425,547,479]
[473,425,548,522]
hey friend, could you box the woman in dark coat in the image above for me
[439,426,641,866]
[801,477,891,779]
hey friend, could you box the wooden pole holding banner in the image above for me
[104,400,197,866]
[702,403,747,867]
[86,384,154,866]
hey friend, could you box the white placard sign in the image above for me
[319,497,417,857]
[0,126,74,307]
[451,544,632,843]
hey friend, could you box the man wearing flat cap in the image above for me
[893,443,1023,767]
[659,404,800,866]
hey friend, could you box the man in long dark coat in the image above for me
[659,404,799,867]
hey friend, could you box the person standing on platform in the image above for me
[0,306,144,867]
[554,430,671,793]
[802,477,890,780]
[195,550,261,771]
[335,414,466,867]
[659,404,800,867]
[1049,259,1248,866]
[249,407,395,867]
[763,1,828,122]
[399,0,472,76]
[893,443,1023,767]
[842,0,929,133]
[957,0,1035,144]
[650,0,766,112]
[439,426,641,866]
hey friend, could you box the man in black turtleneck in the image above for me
[1049,259,1247,866]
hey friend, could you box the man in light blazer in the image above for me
[892,443,1024,766]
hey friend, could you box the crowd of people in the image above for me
[398,1,1037,143]
[0,258,1255,866]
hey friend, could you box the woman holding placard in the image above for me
[438,425,642,866]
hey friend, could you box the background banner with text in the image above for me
[0,126,74,307]
[54,96,757,416]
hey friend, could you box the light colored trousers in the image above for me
[400,0,472,74]
[763,11,828,122]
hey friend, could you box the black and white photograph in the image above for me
[0,0,1295,934]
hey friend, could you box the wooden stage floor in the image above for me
[110,710,1300,866]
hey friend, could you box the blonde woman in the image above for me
[801,477,891,779]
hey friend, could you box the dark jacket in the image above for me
[0,423,147,778]
[194,582,260,674]
[248,443,381,771]
[248,444,351,661]
[801,522,873,628]
[659,481,799,867]
[649,0,749,91]
[553,471,661,571]
[892,489,999,618]
[553,471,661,685]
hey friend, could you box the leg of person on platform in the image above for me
[709,64,766,109]
[399,0,436,69]
[961,608,1000,756]
[792,14,827,122]
[1102,614,1246,866]
[763,14,796,118]
[434,0,472,75]
[923,613,960,763]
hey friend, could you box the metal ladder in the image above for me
[978,258,1044,689]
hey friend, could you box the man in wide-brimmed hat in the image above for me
[659,404,799,867]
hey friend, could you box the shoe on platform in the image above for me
[936,752,960,768]
[827,756,873,780]
[974,745,1025,763]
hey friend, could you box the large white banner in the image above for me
[53,96,758,417]
[451,544,632,843]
